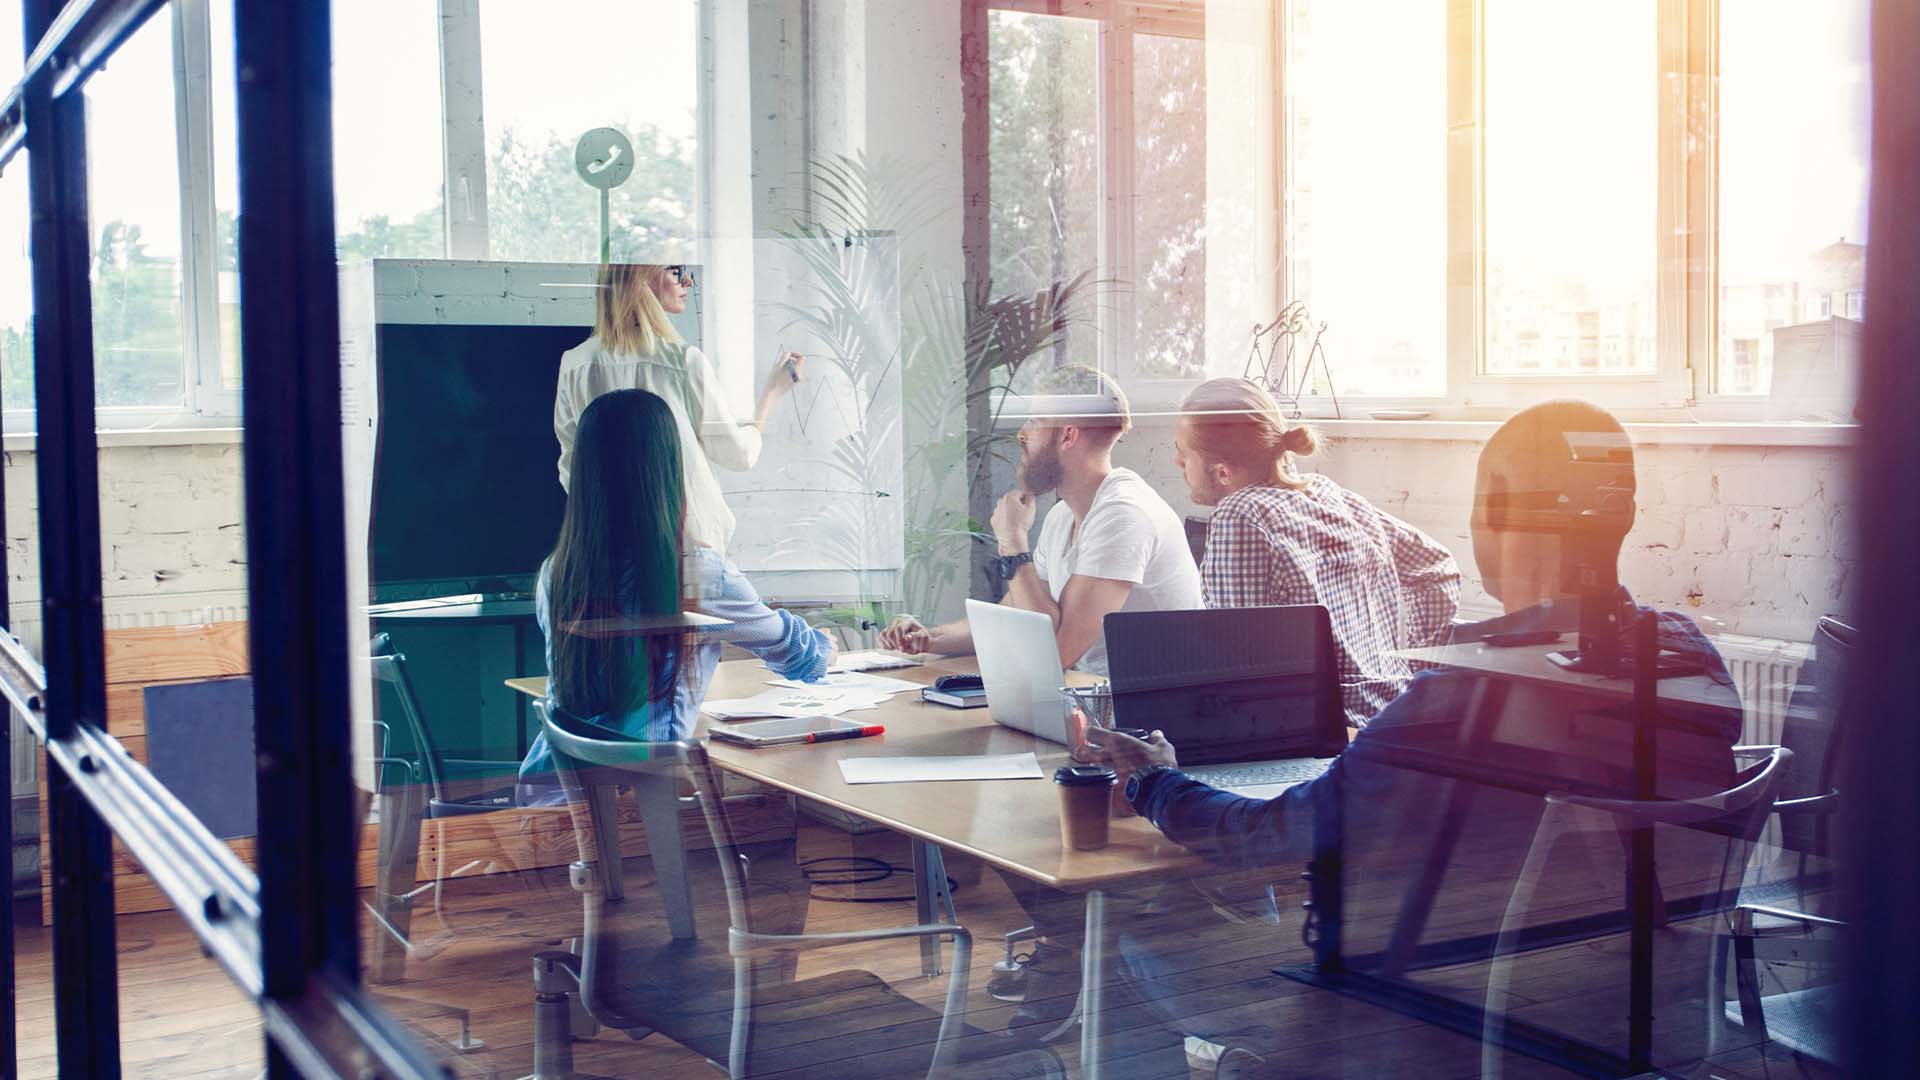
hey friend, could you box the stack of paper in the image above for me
[702,684,892,720]
[767,672,921,695]
[828,650,919,674]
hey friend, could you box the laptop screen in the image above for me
[1104,606,1346,765]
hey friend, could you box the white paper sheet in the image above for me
[838,753,1044,785]
[768,672,921,695]
[703,685,890,719]
[828,650,920,674]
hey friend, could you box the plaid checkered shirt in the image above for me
[1201,474,1462,727]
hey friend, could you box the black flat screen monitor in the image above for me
[370,322,584,586]
[1104,605,1345,765]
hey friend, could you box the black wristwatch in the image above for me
[1124,764,1176,808]
[993,551,1034,581]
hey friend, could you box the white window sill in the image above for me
[1306,418,1857,448]
[2,426,245,452]
[1123,410,1856,449]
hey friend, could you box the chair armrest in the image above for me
[1737,902,1846,933]
[729,923,970,959]
[1731,744,1778,757]
[1773,791,1839,815]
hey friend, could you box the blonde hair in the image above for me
[595,264,684,355]
[1179,378,1317,489]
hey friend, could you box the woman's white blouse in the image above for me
[553,336,763,553]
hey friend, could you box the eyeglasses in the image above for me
[667,265,696,286]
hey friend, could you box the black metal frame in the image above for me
[1282,618,1670,1078]
[0,0,448,1076]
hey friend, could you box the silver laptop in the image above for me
[1104,606,1347,798]
[966,599,1073,744]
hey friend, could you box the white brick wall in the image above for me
[5,442,252,634]
[1115,424,1856,642]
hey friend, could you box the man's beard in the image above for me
[1018,438,1065,494]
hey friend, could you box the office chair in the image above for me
[524,699,1063,1079]
[1709,616,1854,1064]
[365,634,527,981]
[1481,747,1793,1077]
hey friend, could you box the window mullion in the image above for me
[1444,0,1481,401]
[1655,0,1707,406]
[438,0,488,260]
[1100,7,1136,378]
[172,0,224,415]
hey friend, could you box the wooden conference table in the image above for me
[508,656,1216,1079]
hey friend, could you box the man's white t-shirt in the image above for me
[1030,467,1203,675]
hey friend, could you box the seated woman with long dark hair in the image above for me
[517,388,834,805]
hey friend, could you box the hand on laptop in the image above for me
[1079,727,1178,789]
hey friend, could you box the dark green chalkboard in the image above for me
[371,323,585,585]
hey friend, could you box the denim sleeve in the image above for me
[692,550,831,682]
[1127,670,1460,868]
[1129,768,1322,869]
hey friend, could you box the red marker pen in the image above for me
[807,725,884,744]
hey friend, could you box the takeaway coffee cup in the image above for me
[1055,764,1118,851]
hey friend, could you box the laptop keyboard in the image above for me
[1186,758,1335,792]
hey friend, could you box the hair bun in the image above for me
[1280,424,1319,457]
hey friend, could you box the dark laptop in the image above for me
[1104,605,1346,796]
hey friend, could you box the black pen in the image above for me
[807,724,884,744]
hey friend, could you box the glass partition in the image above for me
[10,0,1882,1076]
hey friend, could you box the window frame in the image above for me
[1436,0,1702,417]
[4,0,715,434]
[1,0,239,434]
[983,0,1851,422]
[987,0,1209,400]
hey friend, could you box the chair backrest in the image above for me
[1777,616,1855,853]
[369,644,454,804]
[532,699,740,925]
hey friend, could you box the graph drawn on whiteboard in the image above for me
[721,233,905,601]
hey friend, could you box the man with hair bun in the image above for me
[1174,378,1461,727]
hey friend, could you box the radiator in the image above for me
[1716,636,1812,748]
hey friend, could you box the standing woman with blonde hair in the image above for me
[553,263,804,554]
[1173,378,1462,726]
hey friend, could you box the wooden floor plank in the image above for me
[13,820,1847,1080]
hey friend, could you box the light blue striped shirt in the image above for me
[516,547,831,804]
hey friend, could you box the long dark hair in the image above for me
[547,389,688,722]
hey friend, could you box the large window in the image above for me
[1057,0,1871,416]
[478,1,700,264]
[986,1,1207,386]
[84,13,187,410]
[1282,0,1448,397]
[1482,0,1659,380]
[327,0,445,261]
[1716,0,1870,396]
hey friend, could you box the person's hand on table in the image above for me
[878,614,933,654]
[1078,727,1178,792]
